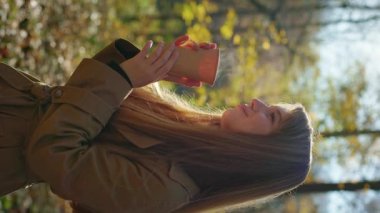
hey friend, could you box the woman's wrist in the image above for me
[107,61,133,86]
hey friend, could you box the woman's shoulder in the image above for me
[0,62,41,91]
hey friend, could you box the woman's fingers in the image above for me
[152,43,176,70]
[182,40,198,50]
[175,35,197,50]
[198,42,208,49]
[156,48,179,79]
[182,78,202,87]
[175,35,217,50]
[175,35,190,46]
[121,38,212,88]
[210,43,217,49]
[147,42,164,64]
[183,41,217,51]
[139,40,153,58]
[199,42,217,49]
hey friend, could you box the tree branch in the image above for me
[295,180,380,193]
[248,0,271,15]
[283,15,380,29]
[320,129,380,138]
[287,3,380,12]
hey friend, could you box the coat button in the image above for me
[55,89,63,98]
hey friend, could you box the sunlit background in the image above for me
[1,0,379,212]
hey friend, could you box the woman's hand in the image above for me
[175,34,218,50]
[120,41,179,88]
[163,35,217,87]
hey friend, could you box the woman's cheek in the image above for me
[221,109,236,130]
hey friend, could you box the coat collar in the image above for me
[0,63,41,91]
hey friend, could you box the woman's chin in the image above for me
[220,109,233,130]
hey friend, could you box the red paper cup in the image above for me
[168,47,220,85]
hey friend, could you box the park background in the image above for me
[1,0,380,212]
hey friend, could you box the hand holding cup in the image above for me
[163,35,220,87]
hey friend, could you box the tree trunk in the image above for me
[295,181,380,193]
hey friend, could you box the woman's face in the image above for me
[221,99,289,135]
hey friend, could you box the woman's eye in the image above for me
[270,113,275,123]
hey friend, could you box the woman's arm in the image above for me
[26,57,131,189]
[26,40,188,212]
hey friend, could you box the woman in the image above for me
[1,36,313,212]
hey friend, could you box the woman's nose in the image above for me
[251,98,268,111]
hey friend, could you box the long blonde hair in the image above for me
[110,83,313,212]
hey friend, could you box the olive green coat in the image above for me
[0,39,199,213]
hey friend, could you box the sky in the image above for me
[316,0,380,127]
[311,3,380,212]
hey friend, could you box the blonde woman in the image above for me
[0,36,313,213]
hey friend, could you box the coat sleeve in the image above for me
[92,38,140,86]
[26,42,189,212]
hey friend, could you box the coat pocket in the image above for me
[168,162,200,200]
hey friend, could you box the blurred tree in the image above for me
[1,0,380,212]
[0,0,105,85]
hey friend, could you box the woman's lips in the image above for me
[239,104,248,116]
